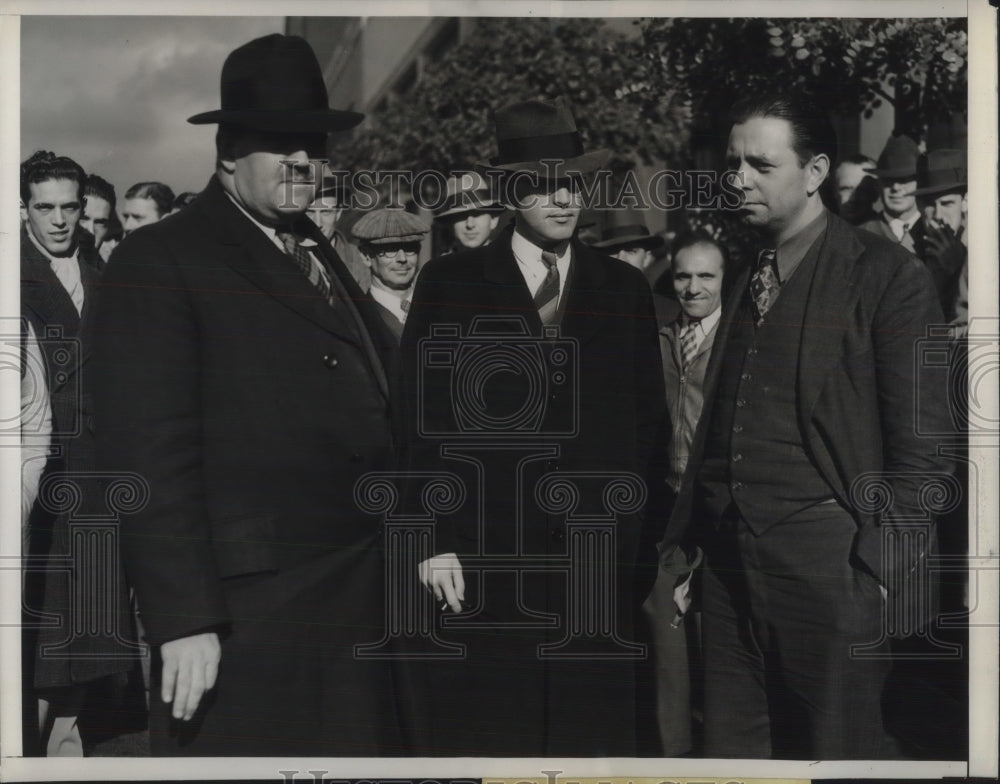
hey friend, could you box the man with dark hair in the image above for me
[121,181,175,235]
[20,150,133,756]
[93,34,399,756]
[834,153,881,225]
[170,191,199,214]
[401,97,665,756]
[656,92,951,758]
[80,173,116,252]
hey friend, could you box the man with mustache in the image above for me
[93,34,399,755]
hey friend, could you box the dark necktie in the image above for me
[276,229,333,304]
[535,250,560,325]
[749,248,780,324]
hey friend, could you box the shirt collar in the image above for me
[26,223,78,265]
[775,209,828,283]
[223,190,318,250]
[511,226,571,268]
[678,304,722,337]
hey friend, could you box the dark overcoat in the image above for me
[399,226,666,756]
[21,227,136,691]
[92,177,402,755]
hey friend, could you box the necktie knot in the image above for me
[540,250,558,270]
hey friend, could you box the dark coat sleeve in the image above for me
[93,229,229,645]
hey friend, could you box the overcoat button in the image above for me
[324,354,339,369]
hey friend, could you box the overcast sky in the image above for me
[21,16,284,197]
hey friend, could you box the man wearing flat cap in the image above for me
[401,97,666,756]
[353,208,430,341]
[434,172,505,253]
[93,34,400,755]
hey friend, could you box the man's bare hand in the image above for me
[418,552,465,612]
[160,632,221,720]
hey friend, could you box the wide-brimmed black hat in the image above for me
[188,34,364,133]
[478,98,611,176]
[590,207,664,250]
[914,149,967,196]
[872,134,920,180]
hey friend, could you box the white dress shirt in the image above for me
[369,281,410,324]
[511,227,571,304]
[27,228,84,314]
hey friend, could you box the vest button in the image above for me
[733,452,743,462]
[324,354,339,369]
[551,528,566,543]
[732,481,745,490]
[741,372,752,381]
[736,398,747,408]
[733,424,743,433]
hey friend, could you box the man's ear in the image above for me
[19,198,28,222]
[489,215,500,231]
[806,154,831,196]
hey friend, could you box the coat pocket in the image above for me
[212,513,279,579]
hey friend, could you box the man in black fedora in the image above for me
[400,97,667,756]
[860,133,926,255]
[93,34,400,755]
[590,205,664,272]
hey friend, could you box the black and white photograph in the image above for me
[1,1,997,781]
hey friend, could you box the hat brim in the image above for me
[187,108,365,133]
[477,149,612,177]
[357,233,428,246]
[914,180,967,197]
[872,167,918,181]
[435,203,506,220]
[591,233,664,250]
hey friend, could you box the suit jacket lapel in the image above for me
[483,230,544,332]
[21,229,81,336]
[797,214,867,420]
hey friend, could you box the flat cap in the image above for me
[351,208,430,245]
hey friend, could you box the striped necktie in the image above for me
[749,248,780,324]
[277,230,333,304]
[680,321,701,368]
[535,250,560,325]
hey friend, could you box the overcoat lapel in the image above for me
[202,179,391,401]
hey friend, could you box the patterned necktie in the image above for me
[276,230,333,304]
[680,322,700,369]
[749,248,780,324]
[535,250,560,325]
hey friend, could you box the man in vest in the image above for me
[658,93,951,758]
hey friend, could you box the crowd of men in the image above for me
[19,33,967,759]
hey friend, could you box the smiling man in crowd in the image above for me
[859,134,925,254]
[93,34,400,756]
[434,171,505,253]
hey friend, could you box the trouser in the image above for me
[701,503,894,759]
